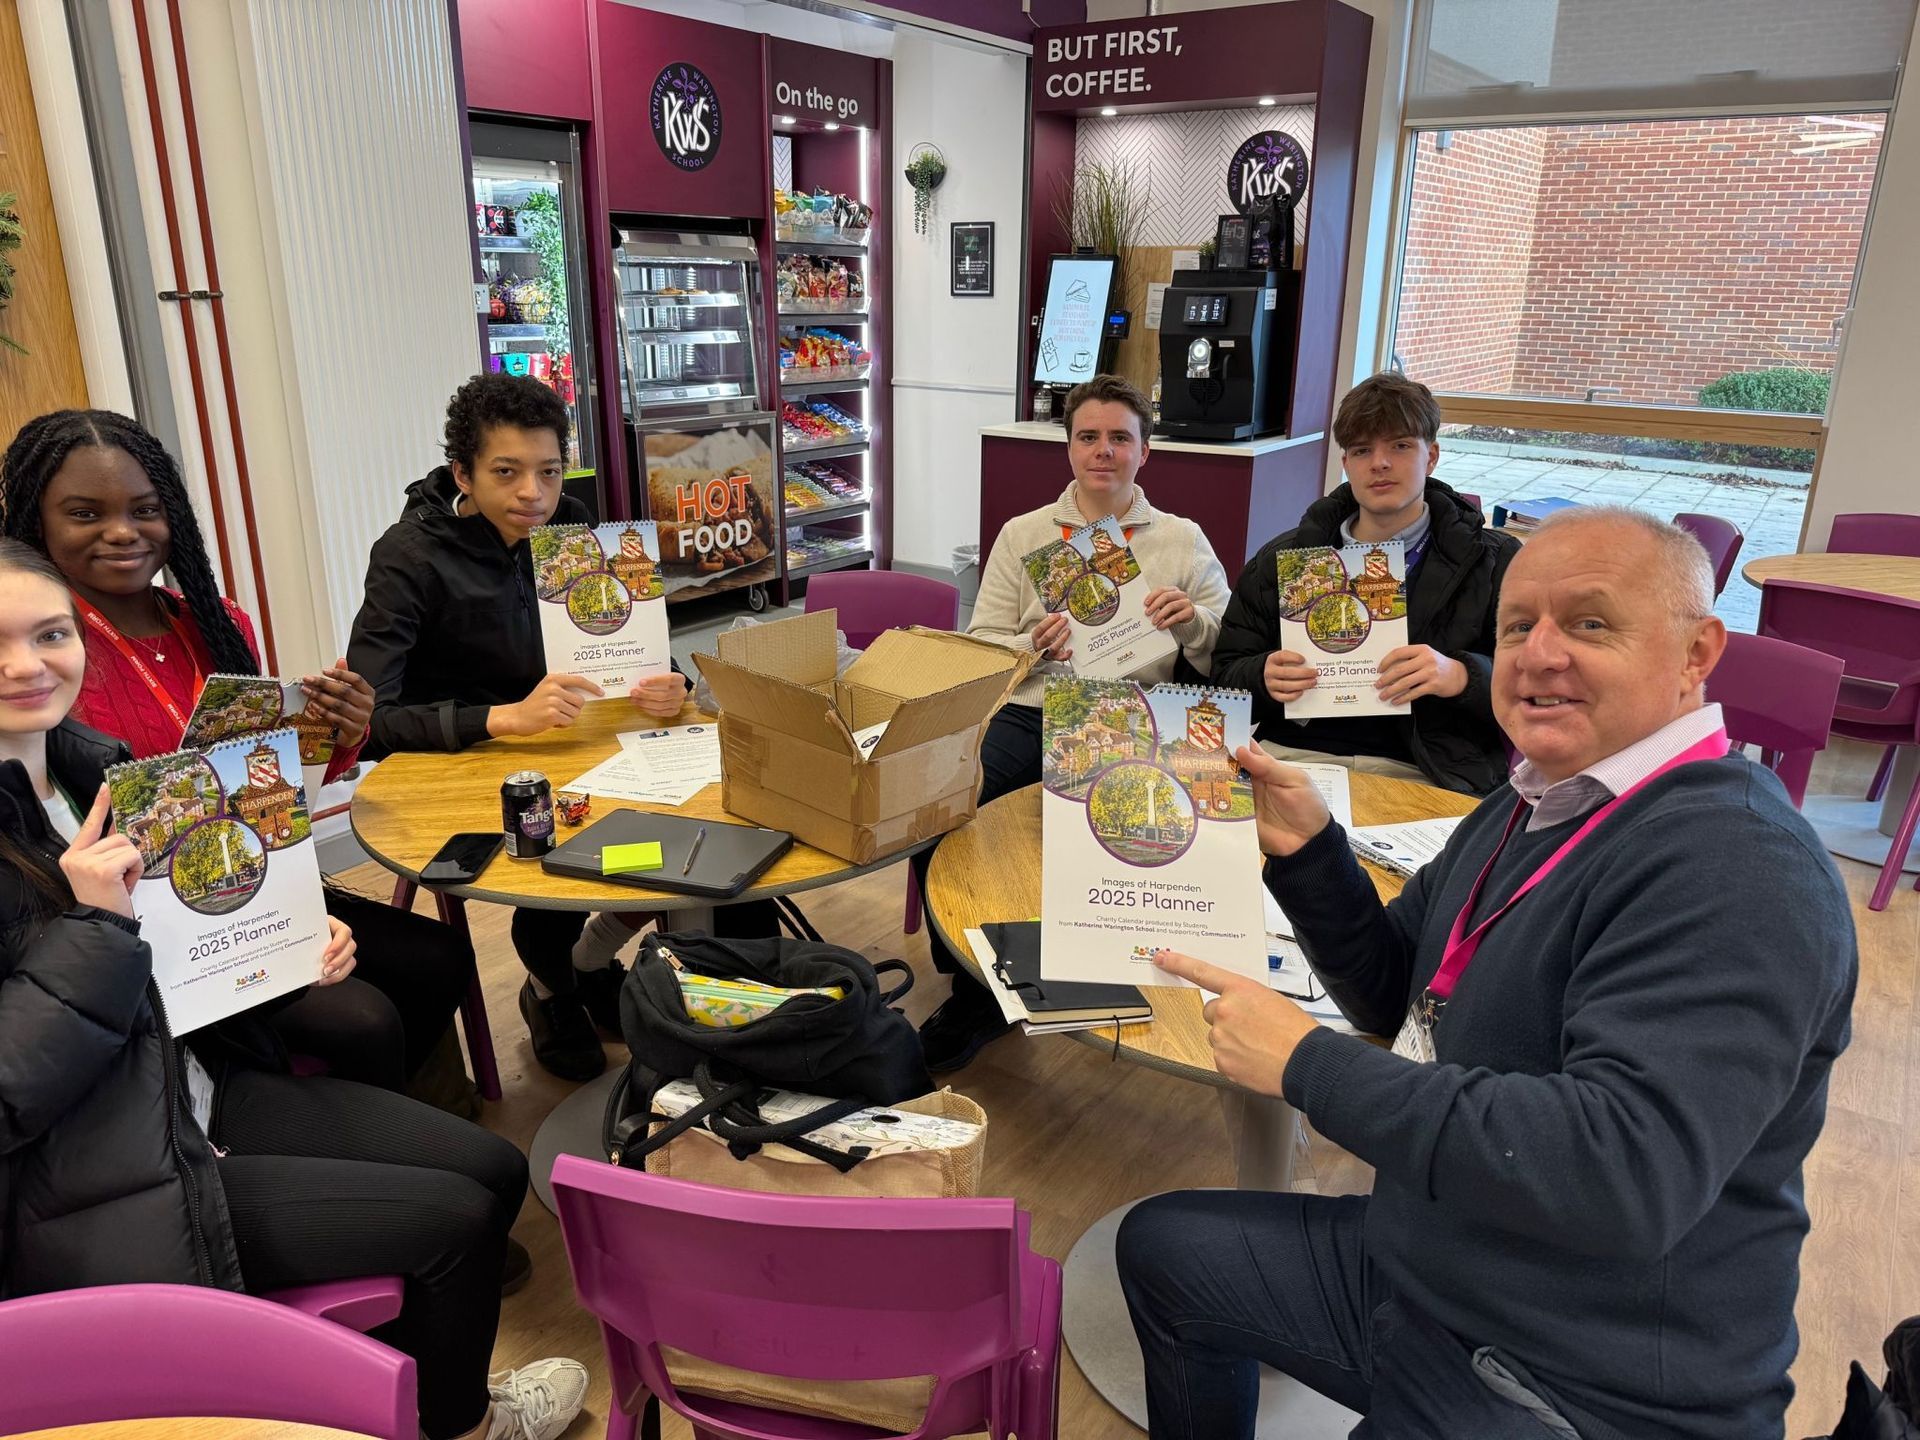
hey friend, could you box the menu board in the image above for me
[1033,255,1115,386]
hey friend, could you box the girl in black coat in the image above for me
[0,543,586,1440]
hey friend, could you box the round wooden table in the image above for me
[1739,551,1920,872]
[350,696,930,1110]
[924,773,1478,1437]
[1740,551,1920,602]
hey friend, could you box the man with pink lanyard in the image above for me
[1121,508,1856,1440]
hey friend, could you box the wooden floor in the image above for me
[23,738,1917,1440]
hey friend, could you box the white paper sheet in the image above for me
[570,724,723,806]
[1348,816,1462,877]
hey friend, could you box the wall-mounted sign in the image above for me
[1032,10,1331,115]
[768,40,878,128]
[651,63,723,171]
[1227,130,1308,217]
[951,222,994,297]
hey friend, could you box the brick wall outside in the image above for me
[1393,115,1882,408]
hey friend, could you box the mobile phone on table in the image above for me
[422,832,504,884]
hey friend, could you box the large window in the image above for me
[1391,114,1882,413]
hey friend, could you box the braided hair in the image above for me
[0,410,257,676]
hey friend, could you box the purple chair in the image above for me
[0,1283,417,1438]
[803,569,961,653]
[1455,490,1482,513]
[1706,631,1844,807]
[1828,512,1920,559]
[1674,512,1745,599]
[804,569,963,935]
[551,1154,1062,1440]
[267,1274,406,1331]
[1758,578,1920,909]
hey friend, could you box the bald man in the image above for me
[1121,508,1857,1440]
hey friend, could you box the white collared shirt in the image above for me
[1510,703,1726,832]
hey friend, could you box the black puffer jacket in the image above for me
[0,721,243,1298]
[1212,480,1520,796]
[347,466,594,758]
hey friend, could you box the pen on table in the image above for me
[682,825,707,876]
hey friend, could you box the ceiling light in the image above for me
[825,122,842,131]
[1258,96,1277,106]
[1100,106,1117,117]
[778,115,796,125]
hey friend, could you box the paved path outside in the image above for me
[1433,446,1808,634]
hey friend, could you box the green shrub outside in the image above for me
[1697,367,1830,417]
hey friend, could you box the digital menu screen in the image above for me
[1033,255,1117,386]
[1182,294,1230,327]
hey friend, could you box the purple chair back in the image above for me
[1455,491,1482,513]
[1673,512,1745,598]
[1828,512,1920,558]
[0,1283,416,1437]
[551,1155,1057,1440]
[1706,631,1844,805]
[1757,579,1920,741]
[804,569,961,651]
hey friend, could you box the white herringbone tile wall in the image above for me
[773,134,794,193]
[1073,106,1315,250]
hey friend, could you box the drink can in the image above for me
[502,770,555,857]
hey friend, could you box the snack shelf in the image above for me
[780,375,870,397]
[775,239,868,259]
[778,311,869,325]
[783,437,868,461]
[788,497,870,525]
[624,327,745,344]
[785,547,874,580]
[621,290,743,308]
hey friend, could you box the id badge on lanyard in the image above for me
[1391,729,1729,1065]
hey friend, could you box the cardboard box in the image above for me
[693,609,1034,864]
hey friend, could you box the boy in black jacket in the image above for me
[1212,374,1518,796]
[348,376,691,1081]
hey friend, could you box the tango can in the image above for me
[502,770,556,857]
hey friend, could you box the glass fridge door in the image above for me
[471,133,596,479]
[614,232,764,420]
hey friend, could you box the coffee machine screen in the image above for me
[1181,293,1230,327]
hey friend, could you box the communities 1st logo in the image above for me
[651,63,722,171]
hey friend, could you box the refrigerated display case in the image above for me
[470,122,597,490]
[614,229,780,604]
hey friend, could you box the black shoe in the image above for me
[918,974,1012,1073]
[500,1237,533,1297]
[575,958,628,1038]
[518,980,606,1082]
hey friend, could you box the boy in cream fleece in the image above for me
[917,373,1231,1069]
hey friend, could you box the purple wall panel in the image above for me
[873,0,1083,45]
[459,0,593,121]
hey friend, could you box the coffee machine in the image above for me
[1155,266,1298,441]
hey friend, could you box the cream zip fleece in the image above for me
[969,483,1232,708]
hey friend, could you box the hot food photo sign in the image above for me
[651,63,722,171]
[1227,130,1308,216]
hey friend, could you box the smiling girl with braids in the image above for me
[0,410,470,1106]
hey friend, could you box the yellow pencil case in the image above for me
[676,971,847,1028]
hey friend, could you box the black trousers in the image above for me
[214,1069,527,1440]
[511,899,784,994]
[266,887,471,1091]
[919,701,1043,976]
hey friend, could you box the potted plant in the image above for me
[0,192,24,356]
[904,145,947,236]
[1051,161,1154,317]
[1197,238,1217,270]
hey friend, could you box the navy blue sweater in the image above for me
[1270,756,1856,1440]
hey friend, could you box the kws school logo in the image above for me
[1226,130,1308,216]
[651,63,722,171]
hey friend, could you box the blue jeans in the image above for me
[1117,1190,1577,1439]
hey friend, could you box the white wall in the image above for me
[1804,17,1920,551]
[889,27,1030,571]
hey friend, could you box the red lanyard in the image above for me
[73,592,203,733]
[1423,729,1730,1016]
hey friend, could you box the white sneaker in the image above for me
[485,1356,590,1440]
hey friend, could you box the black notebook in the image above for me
[541,810,791,899]
[982,922,1152,1026]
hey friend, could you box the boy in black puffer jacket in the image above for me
[1212,374,1518,796]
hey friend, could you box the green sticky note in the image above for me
[602,841,664,875]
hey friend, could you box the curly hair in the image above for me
[1061,373,1153,441]
[0,409,258,676]
[441,373,571,473]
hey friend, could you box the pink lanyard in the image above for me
[1416,729,1730,1028]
